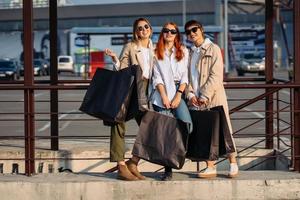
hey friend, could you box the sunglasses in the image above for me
[162,28,177,35]
[185,27,199,35]
[137,24,150,32]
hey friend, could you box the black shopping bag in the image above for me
[79,66,139,123]
[132,111,189,169]
[186,106,235,161]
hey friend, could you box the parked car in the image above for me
[0,59,20,80]
[20,59,48,76]
[236,54,265,76]
[58,55,74,73]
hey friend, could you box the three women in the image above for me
[105,18,238,181]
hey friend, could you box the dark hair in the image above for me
[132,17,152,42]
[155,22,184,61]
[184,20,205,38]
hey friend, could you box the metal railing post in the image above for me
[293,0,300,172]
[265,0,274,149]
[50,0,59,150]
[23,0,35,176]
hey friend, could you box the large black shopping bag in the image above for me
[186,106,235,161]
[132,111,189,169]
[79,66,139,123]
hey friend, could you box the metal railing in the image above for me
[0,76,299,175]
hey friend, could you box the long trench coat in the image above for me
[187,40,233,134]
[117,41,154,111]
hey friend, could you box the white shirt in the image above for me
[151,47,189,108]
[190,47,201,98]
[140,46,151,79]
[188,38,212,100]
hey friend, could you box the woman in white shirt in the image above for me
[152,22,191,181]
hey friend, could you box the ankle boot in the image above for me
[126,159,146,180]
[117,164,138,181]
[161,167,172,181]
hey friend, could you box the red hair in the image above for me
[155,22,184,61]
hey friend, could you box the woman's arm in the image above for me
[170,83,186,109]
[104,48,120,70]
[104,43,132,70]
[156,84,171,109]
[118,43,132,69]
[152,59,171,109]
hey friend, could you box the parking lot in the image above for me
[0,70,292,139]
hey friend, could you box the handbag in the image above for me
[79,65,139,123]
[186,106,235,161]
[132,111,189,169]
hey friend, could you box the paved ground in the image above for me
[0,171,300,200]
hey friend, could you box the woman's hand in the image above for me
[188,96,199,107]
[104,48,116,57]
[104,48,118,63]
[197,97,208,107]
[161,95,171,109]
[170,94,181,109]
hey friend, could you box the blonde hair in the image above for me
[132,18,152,42]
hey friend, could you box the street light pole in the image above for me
[224,0,229,73]
[182,0,186,26]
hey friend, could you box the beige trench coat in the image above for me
[118,41,154,71]
[187,41,233,134]
[118,41,154,111]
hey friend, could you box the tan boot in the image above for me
[117,164,138,181]
[126,159,146,180]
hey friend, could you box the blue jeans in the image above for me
[152,100,193,134]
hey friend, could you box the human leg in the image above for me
[228,153,239,178]
[197,160,217,178]
[110,122,126,162]
[110,122,138,181]
[161,166,173,181]
[125,111,147,180]
[126,157,146,180]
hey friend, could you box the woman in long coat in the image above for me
[184,20,239,178]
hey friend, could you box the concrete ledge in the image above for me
[1,171,300,200]
[0,138,290,173]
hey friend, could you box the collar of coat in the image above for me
[191,38,213,56]
[134,40,154,52]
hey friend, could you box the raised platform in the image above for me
[0,171,300,200]
[0,138,291,174]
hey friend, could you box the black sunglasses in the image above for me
[185,27,199,35]
[162,28,177,35]
[137,24,150,32]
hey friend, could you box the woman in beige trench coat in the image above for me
[105,17,154,181]
[184,20,239,178]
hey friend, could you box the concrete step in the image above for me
[0,171,300,200]
[0,138,290,174]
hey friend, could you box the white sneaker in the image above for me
[228,163,239,178]
[197,167,217,178]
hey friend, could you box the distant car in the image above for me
[236,54,265,76]
[58,55,74,73]
[0,59,20,80]
[20,59,48,76]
